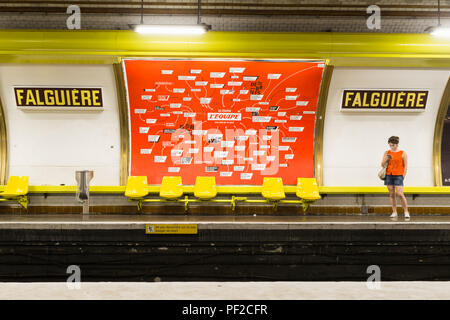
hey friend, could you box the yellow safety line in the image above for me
[318,186,450,194]
[1,185,450,194]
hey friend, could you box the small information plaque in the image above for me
[145,224,198,234]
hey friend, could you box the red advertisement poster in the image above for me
[124,59,325,185]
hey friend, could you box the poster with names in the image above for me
[124,59,325,185]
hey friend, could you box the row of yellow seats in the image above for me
[125,176,321,211]
[0,175,321,212]
[125,176,321,200]
[0,176,29,208]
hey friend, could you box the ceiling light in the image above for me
[133,0,209,35]
[430,26,450,38]
[133,24,210,35]
[426,0,450,37]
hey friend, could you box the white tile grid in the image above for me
[0,13,448,33]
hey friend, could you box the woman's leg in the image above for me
[387,185,397,215]
[395,186,409,217]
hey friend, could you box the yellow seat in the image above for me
[160,176,183,199]
[194,176,217,200]
[0,176,29,198]
[296,178,321,200]
[125,176,149,198]
[262,177,285,200]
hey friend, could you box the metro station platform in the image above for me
[0,0,449,304]
[1,213,450,228]
[1,214,449,282]
[2,281,450,300]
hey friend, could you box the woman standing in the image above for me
[381,136,410,219]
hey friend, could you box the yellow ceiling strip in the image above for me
[0,31,448,67]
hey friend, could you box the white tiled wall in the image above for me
[0,64,121,186]
[322,67,450,187]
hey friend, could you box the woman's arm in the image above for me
[381,151,389,167]
[403,151,408,177]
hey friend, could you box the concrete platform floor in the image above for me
[0,282,449,300]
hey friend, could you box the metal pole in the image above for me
[197,0,201,25]
[140,0,144,25]
[438,0,441,26]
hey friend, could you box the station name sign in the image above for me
[14,87,103,109]
[341,90,428,111]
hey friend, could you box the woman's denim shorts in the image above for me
[384,174,404,186]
